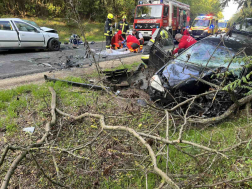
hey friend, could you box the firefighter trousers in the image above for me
[106,36,112,49]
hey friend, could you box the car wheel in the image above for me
[48,38,60,51]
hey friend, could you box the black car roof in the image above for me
[198,33,252,56]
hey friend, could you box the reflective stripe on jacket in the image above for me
[104,19,113,36]
[117,21,129,34]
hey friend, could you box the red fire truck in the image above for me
[133,0,190,40]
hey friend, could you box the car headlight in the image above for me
[150,75,165,92]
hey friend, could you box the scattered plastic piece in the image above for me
[23,127,35,134]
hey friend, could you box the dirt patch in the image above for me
[0,55,142,90]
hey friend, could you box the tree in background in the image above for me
[221,0,252,8]
[179,0,224,23]
[228,1,252,24]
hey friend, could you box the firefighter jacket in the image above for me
[117,21,129,34]
[104,18,113,36]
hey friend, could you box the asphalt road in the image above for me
[0,42,142,79]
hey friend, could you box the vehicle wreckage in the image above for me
[45,26,252,119]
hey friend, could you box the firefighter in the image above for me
[141,39,155,64]
[173,33,197,54]
[132,29,144,51]
[104,13,114,49]
[117,15,129,39]
[160,29,169,39]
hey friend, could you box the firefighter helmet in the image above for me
[107,13,114,19]
[123,15,127,19]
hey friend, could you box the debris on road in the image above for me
[37,63,53,67]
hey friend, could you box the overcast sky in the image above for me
[222,0,239,20]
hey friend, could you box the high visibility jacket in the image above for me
[160,30,169,39]
[104,18,113,36]
[117,21,129,34]
[173,35,197,54]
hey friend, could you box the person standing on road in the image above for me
[117,15,129,39]
[104,13,114,49]
[173,33,197,54]
[132,29,144,51]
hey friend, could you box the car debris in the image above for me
[37,63,53,67]
[22,127,35,134]
[44,75,110,91]
[137,99,147,107]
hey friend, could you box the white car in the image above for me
[0,18,60,51]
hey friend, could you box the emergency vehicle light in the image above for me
[139,1,143,4]
[209,24,214,29]
[160,0,163,3]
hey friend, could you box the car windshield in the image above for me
[135,5,162,19]
[192,20,210,27]
[175,37,252,76]
[22,20,40,29]
[218,22,227,28]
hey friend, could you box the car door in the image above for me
[149,27,174,69]
[0,20,19,48]
[13,20,45,47]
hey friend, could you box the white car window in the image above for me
[0,21,13,31]
[14,21,37,32]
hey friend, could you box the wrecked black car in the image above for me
[148,29,252,117]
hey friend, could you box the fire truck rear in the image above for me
[134,0,190,40]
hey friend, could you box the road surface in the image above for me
[0,42,143,79]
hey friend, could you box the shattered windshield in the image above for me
[176,37,252,75]
[218,22,227,28]
[135,5,163,19]
[192,20,210,27]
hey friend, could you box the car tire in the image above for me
[48,38,60,51]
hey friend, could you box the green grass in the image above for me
[29,17,105,42]
[1,62,252,188]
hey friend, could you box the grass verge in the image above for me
[0,63,252,188]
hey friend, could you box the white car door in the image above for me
[0,20,19,48]
[13,21,45,47]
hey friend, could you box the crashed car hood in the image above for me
[40,27,57,33]
[162,60,210,87]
